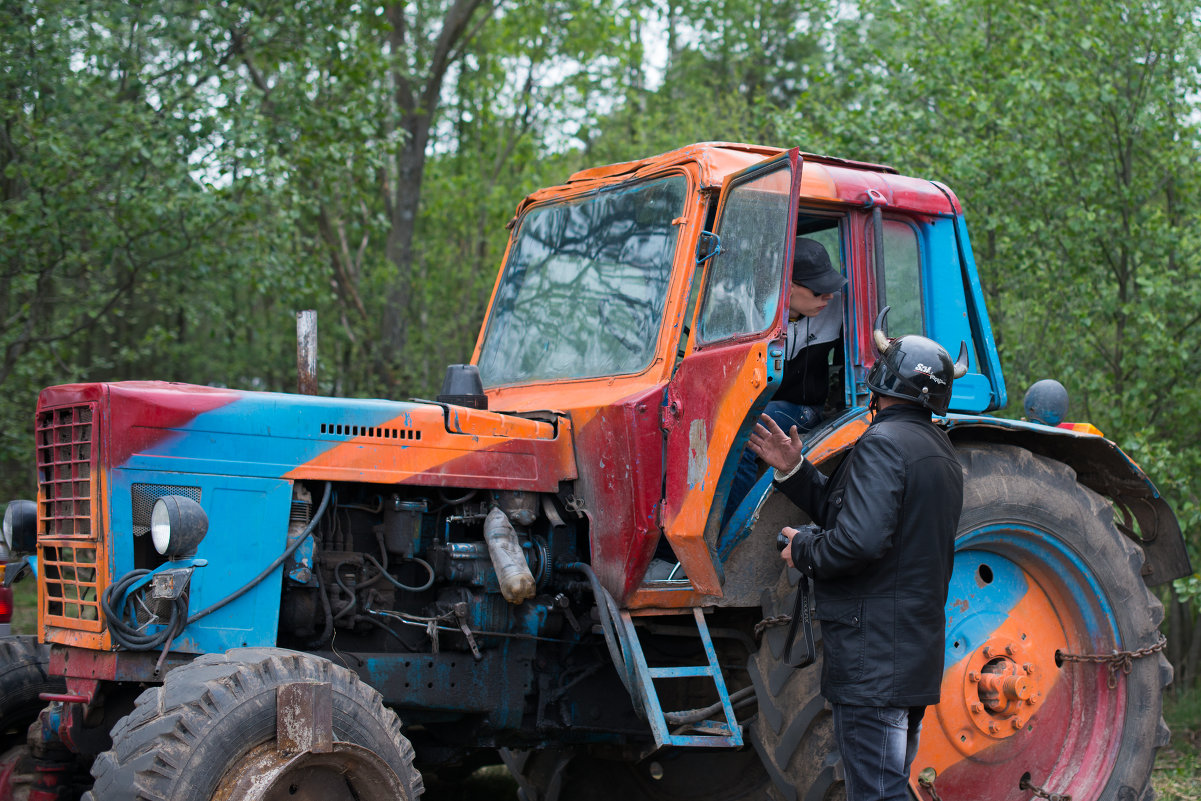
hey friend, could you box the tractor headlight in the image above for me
[2,500,37,554]
[151,496,209,558]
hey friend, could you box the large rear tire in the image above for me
[747,569,843,801]
[912,444,1171,801]
[746,442,1170,801]
[85,647,422,801]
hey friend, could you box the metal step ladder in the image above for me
[614,607,743,748]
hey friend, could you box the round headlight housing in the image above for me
[2,500,37,554]
[150,496,209,558]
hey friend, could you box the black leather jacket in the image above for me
[776,403,964,707]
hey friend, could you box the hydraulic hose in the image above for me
[561,562,633,695]
[363,552,435,593]
[100,572,188,651]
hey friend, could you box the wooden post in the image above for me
[297,310,318,395]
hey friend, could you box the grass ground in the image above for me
[6,581,1199,798]
[1155,688,1201,800]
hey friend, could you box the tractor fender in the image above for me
[716,409,1190,608]
[943,414,1192,586]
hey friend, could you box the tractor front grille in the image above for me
[40,543,102,628]
[37,404,96,538]
[36,402,107,639]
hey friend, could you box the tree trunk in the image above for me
[379,0,491,389]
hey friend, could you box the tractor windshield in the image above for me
[477,175,688,387]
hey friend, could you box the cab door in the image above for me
[661,150,803,594]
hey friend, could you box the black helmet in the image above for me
[866,307,969,415]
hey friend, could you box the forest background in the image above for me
[2,0,1200,702]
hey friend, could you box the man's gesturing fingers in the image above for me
[747,413,804,473]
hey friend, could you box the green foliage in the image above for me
[1155,686,1201,799]
[2,0,1199,588]
[771,0,1201,564]
[8,579,37,636]
[1174,574,1201,614]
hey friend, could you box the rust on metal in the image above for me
[276,682,333,755]
[212,742,410,801]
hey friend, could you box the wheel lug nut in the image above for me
[967,671,980,682]
[1004,644,1015,656]
[970,702,983,713]
[988,722,1000,734]
[982,647,993,658]
[1010,717,1022,730]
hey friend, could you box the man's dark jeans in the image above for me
[832,703,926,801]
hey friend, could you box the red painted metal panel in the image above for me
[571,385,665,602]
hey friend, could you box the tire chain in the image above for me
[1057,634,1167,689]
[1019,773,1071,801]
[753,614,791,640]
[918,768,1070,801]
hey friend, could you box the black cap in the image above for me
[791,239,846,295]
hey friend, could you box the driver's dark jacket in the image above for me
[775,404,964,707]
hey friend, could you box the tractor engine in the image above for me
[277,485,581,658]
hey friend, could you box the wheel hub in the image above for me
[212,742,410,801]
[961,636,1043,743]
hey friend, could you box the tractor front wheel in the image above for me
[0,635,67,798]
[85,647,422,801]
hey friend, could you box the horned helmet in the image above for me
[866,307,969,415]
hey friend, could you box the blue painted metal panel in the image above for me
[943,549,1025,669]
[920,217,972,347]
[951,216,1007,409]
[108,467,292,653]
[922,217,1001,413]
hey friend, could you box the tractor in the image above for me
[0,142,1190,801]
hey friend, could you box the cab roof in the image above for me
[515,141,960,218]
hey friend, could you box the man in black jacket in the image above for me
[748,317,968,801]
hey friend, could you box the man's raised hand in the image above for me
[746,413,804,474]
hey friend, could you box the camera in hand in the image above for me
[776,531,790,552]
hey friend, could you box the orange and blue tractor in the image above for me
[0,143,1190,801]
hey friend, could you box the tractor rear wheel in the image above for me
[746,443,1170,801]
[85,647,422,801]
[747,569,844,801]
[912,443,1171,801]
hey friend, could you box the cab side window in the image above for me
[880,219,923,334]
[696,169,792,344]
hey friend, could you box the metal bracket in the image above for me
[695,231,722,265]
